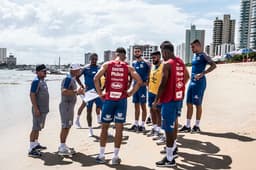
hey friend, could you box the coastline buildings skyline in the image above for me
[239,0,256,49]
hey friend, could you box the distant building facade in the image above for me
[176,43,186,62]
[84,52,92,65]
[185,25,205,64]
[6,54,16,68]
[104,50,116,62]
[0,48,7,64]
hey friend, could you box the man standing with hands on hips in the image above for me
[179,39,216,133]
[94,47,142,165]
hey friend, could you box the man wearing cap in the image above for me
[58,64,84,155]
[28,64,49,157]
[94,47,142,165]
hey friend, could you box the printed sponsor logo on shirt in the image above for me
[176,91,183,99]
[176,81,184,89]
[194,95,199,99]
[111,82,123,89]
[115,113,124,120]
[140,64,144,68]
[110,91,122,98]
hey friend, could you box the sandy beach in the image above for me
[0,62,256,170]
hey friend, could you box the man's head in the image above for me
[70,63,81,77]
[160,41,174,61]
[133,46,142,59]
[115,47,126,61]
[190,39,202,54]
[90,53,98,66]
[36,64,47,79]
[151,51,161,65]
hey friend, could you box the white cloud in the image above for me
[0,0,239,64]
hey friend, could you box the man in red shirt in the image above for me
[94,47,142,165]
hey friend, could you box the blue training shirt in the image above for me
[30,77,40,93]
[132,60,150,82]
[82,65,100,91]
[191,52,212,79]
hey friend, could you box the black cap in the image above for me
[36,64,47,72]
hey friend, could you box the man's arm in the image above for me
[127,66,142,97]
[62,78,84,96]
[76,68,85,89]
[184,66,190,84]
[153,62,170,104]
[94,63,108,98]
[30,93,40,117]
[195,54,217,80]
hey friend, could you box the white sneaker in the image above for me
[75,119,82,128]
[88,128,94,137]
[58,147,71,156]
[112,156,121,165]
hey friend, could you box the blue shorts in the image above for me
[161,101,183,132]
[101,98,127,123]
[148,92,161,109]
[186,78,206,106]
[87,97,103,109]
[132,86,147,104]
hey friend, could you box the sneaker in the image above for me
[153,131,161,138]
[128,124,138,132]
[138,126,146,132]
[96,155,105,164]
[179,125,191,133]
[67,147,76,155]
[75,119,82,128]
[152,134,162,141]
[156,136,166,145]
[173,147,178,158]
[156,156,176,167]
[28,148,41,158]
[112,156,121,165]
[147,129,155,137]
[58,147,71,156]
[33,144,47,151]
[192,125,201,133]
[146,117,151,124]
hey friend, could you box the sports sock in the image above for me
[186,119,191,128]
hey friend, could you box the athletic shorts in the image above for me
[161,101,183,132]
[101,98,127,123]
[32,108,47,131]
[132,86,147,104]
[87,97,103,109]
[59,102,75,128]
[186,78,206,105]
[148,92,161,109]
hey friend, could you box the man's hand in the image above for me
[152,100,158,110]
[127,90,133,97]
[34,108,41,117]
[194,73,204,80]
[77,87,85,95]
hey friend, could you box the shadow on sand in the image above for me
[39,151,154,170]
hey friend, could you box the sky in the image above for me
[0,0,240,64]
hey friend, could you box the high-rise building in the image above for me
[205,45,211,55]
[212,14,236,56]
[185,25,205,64]
[84,52,91,65]
[128,45,158,64]
[0,48,7,64]
[176,43,185,62]
[104,50,116,62]
[239,0,256,49]
[249,0,256,49]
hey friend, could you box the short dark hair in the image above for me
[191,39,201,46]
[160,41,174,52]
[90,53,98,60]
[36,64,46,72]
[134,46,142,51]
[116,47,126,54]
[150,51,161,56]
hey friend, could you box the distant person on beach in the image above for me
[153,41,189,167]
[75,53,102,137]
[179,39,216,133]
[28,64,49,157]
[147,51,162,138]
[94,47,142,165]
[58,64,84,155]
[128,46,150,132]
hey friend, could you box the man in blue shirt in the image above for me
[128,46,150,132]
[76,53,103,137]
[179,39,216,133]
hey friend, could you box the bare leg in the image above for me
[60,128,70,143]
[30,130,39,142]
[77,102,86,116]
[134,103,140,122]
[195,105,202,120]
[100,123,110,147]
[186,103,193,119]
[114,123,123,148]
[141,103,147,122]
[87,108,93,127]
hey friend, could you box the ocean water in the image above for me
[0,70,64,132]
